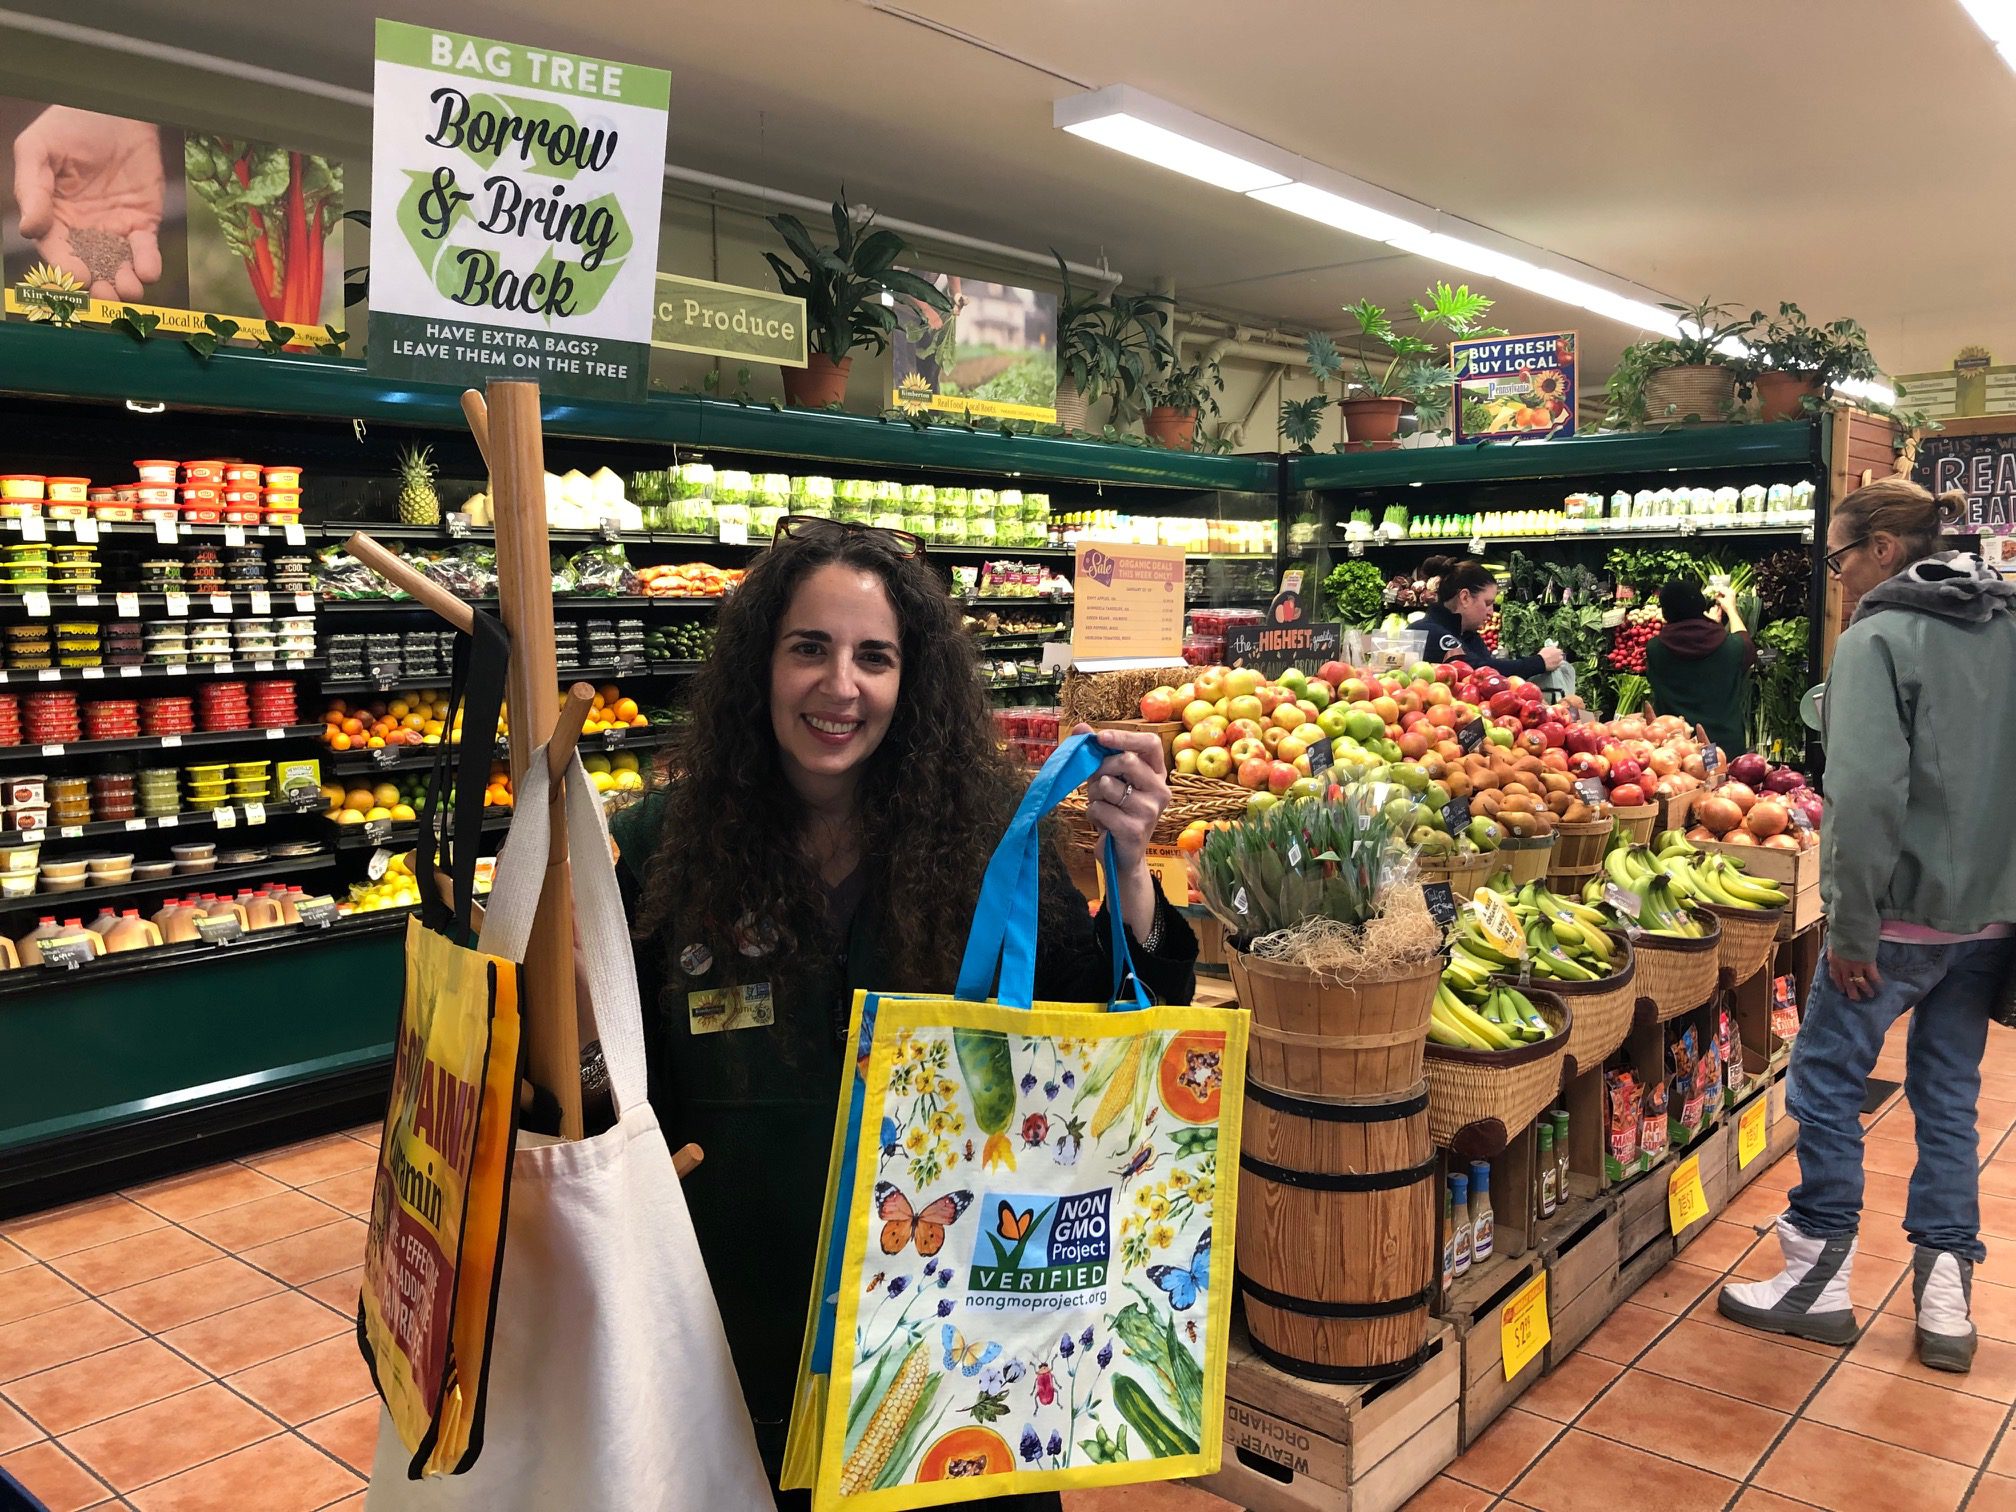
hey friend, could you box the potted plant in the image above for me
[763,193,953,409]
[1602,299,1756,428]
[1143,358,1224,449]
[1051,252,1174,432]
[1323,285,1501,449]
[1743,303,1880,421]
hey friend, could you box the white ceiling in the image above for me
[10,0,2013,382]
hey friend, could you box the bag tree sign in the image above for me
[368,21,670,401]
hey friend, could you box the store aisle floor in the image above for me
[4,1012,2013,1510]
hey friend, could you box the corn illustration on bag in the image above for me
[358,613,523,1478]
[784,735,1248,1509]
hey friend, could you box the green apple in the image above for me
[1287,777,1325,801]
[1196,746,1232,780]
[1278,666,1307,694]
[1303,678,1333,710]
[1485,725,1515,749]
[1410,661,1438,684]
[1246,790,1278,815]
[1317,704,1351,740]
[1343,707,1385,743]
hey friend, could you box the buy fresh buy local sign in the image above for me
[368,21,669,402]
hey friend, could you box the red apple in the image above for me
[1237,756,1271,790]
[1268,761,1298,795]
[1609,782,1646,806]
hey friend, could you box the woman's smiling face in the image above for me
[770,562,903,801]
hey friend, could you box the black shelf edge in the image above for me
[327,810,512,850]
[1316,525,1814,551]
[958,597,1073,609]
[315,595,723,612]
[12,799,327,850]
[0,593,320,616]
[0,660,324,689]
[0,853,336,919]
[320,724,676,775]
[319,663,700,698]
[0,725,323,762]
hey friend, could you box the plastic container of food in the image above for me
[223,464,262,487]
[169,841,215,862]
[0,873,36,899]
[263,466,302,490]
[0,477,46,501]
[182,461,228,485]
[44,478,89,503]
[10,806,46,834]
[0,844,39,874]
[261,489,301,522]
[132,860,176,881]
[134,461,179,484]
[39,858,87,882]
[179,488,222,525]
[92,500,135,522]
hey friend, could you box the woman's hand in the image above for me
[1829,953,1883,1002]
[1072,723,1170,942]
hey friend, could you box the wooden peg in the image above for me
[461,389,492,471]
[342,533,475,634]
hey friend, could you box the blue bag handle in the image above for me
[955,732,1151,1011]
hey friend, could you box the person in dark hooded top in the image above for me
[1643,578,1753,754]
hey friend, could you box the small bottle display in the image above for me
[1552,1109,1571,1201]
[1469,1159,1495,1264]
[1451,1172,1472,1278]
[1442,1180,1456,1301]
[1538,1125,1559,1217]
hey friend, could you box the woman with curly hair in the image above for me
[610,515,1196,1508]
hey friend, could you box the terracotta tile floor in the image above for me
[4,1014,2015,1510]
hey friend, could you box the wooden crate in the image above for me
[1440,1247,1548,1447]
[1192,1321,1459,1512]
[1668,792,1821,890]
[1436,1124,1539,1274]
[1614,1155,1677,1265]
[1675,1121,1732,1252]
[1562,1065,1609,1192]
[1541,1193,1623,1368]
[1778,880,1823,938]
[1725,1076,1783,1195]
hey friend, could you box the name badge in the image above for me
[688,982,776,1036]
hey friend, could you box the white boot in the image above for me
[1913,1247,1977,1373]
[1717,1215,1860,1345]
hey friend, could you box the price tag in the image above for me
[72,518,98,544]
[195,913,244,945]
[446,512,471,539]
[74,594,98,608]
[1668,1152,1709,1234]
[252,660,273,672]
[209,593,233,614]
[1468,535,1488,555]
[1348,540,1365,558]
[157,815,178,828]
[18,515,44,543]
[719,520,750,546]
[116,591,140,616]
[1738,1097,1769,1169]
[1499,1270,1549,1382]
[1573,777,1607,805]
[285,658,304,670]
[296,894,339,928]
[38,934,97,969]
[371,745,400,769]
[250,591,271,615]
[371,662,400,691]
[35,669,59,683]
[1790,806,1814,833]
[214,663,235,676]
[294,594,315,613]
[600,519,622,542]
[22,591,48,618]
[1422,880,1458,930]
[1459,721,1486,754]
[1441,795,1471,832]
[166,663,186,676]
[213,806,237,829]
[284,523,307,547]
[265,727,285,740]
[160,734,182,749]
[124,818,147,832]
[39,743,63,757]
[165,593,189,618]
[155,518,179,544]
[118,665,139,678]
[56,825,83,839]
[82,667,103,681]
[367,845,393,879]
[243,802,266,826]
[1603,882,1643,920]
[1470,894,1527,958]
[601,728,624,750]
[1307,737,1334,778]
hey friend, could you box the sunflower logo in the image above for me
[17,263,86,327]
[1530,369,1567,403]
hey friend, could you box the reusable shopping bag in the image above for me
[783,733,1248,1509]
[359,612,522,1479]
[365,741,772,1510]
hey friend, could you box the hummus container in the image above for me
[174,855,216,874]
[224,464,263,486]
[0,477,46,501]
[263,466,302,490]
[182,461,228,484]
[0,844,39,873]
[0,873,36,899]
[134,460,179,484]
[169,841,215,862]
[132,860,176,881]
[38,857,86,882]
[45,478,89,503]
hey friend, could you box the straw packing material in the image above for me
[1060,664,1190,725]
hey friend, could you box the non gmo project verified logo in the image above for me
[967,1190,1110,1298]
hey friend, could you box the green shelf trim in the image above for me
[0,323,1274,492]
[1286,422,1824,491]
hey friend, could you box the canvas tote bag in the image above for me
[366,744,772,1510]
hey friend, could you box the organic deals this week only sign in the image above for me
[368,21,670,401]
[1070,542,1185,663]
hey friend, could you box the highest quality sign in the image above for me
[367,21,670,402]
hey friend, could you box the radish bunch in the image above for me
[1605,605,1663,673]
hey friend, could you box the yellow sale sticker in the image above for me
[1738,1098,1769,1170]
[1668,1153,1709,1235]
[1500,1270,1549,1381]
[1470,892,1527,958]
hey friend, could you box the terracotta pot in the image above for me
[1755,370,1822,422]
[1144,406,1198,449]
[1053,375,1088,432]
[1640,364,1735,425]
[780,353,852,408]
[1338,396,1408,448]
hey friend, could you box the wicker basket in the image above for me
[1088,718,1181,767]
[1498,834,1556,885]
[1497,932,1636,1082]
[1698,902,1784,987]
[1641,364,1737,424]
[1551,818,1614,871]
[1057,770,1249,854]
[1424,990,1572,1158]
[1545,861,1602,899]
[1417,851,1493,899]
[1060,665,1191,726]
[1630,915,1723,1023]
[1610,802,1658,845]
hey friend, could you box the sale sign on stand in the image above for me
[1069,541,1185,664]
[368,21,670,401]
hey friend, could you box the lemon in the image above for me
[373,782,401,809]
[589,770,614,794]
[613,770,644,791]
[611,752,639,772]
[365,805,392,821]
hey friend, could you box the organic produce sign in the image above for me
[1,96,344,336]
[1071,542,1184,662]
[368,20,670,401]
[1913,426,2016,535]
[651,271,806,366]
[1451,332,1576,444]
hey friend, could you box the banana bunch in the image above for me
[1430,979,1552,1049]
[1649,830,1789,910]
[1512,881,1620,982]
[1586,843,1710,937]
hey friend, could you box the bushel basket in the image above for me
[1058,770,1249,854]
[1418,851,1493,900]
[1423,991,1572,1158]
[1494,932,1634,1082]
[1229,947,1442,1100]
[1630,915,1722,1023]
[1698,901,1783,986]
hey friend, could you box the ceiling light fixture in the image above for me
[1054,86,1287,193]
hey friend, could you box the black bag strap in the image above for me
[418,609,511,938]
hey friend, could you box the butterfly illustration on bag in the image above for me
[942,1324,1002,1377]
[1147,1226,1212,1311]
[996,1202,1035,1243]
[874,1182,974,1257]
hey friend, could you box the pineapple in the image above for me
[395,444,441,526]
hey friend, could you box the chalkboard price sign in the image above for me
[1308,737,1335,777]
[1442,795,1472,832]
[1459,721,1487,754]
[1422,881,1459,930]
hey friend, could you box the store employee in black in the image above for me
[1416,555,1564,678]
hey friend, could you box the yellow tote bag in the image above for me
[784,734,1248,1509]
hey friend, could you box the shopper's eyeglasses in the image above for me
[774,515,926,559]
[1823,533,1870,578]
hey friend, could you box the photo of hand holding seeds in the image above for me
[10,104,166,301]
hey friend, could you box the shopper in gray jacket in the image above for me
[1721,477,2016,1372]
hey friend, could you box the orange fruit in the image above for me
[614,697,639,722]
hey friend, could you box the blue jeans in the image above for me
[1786,936,2014,1262]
